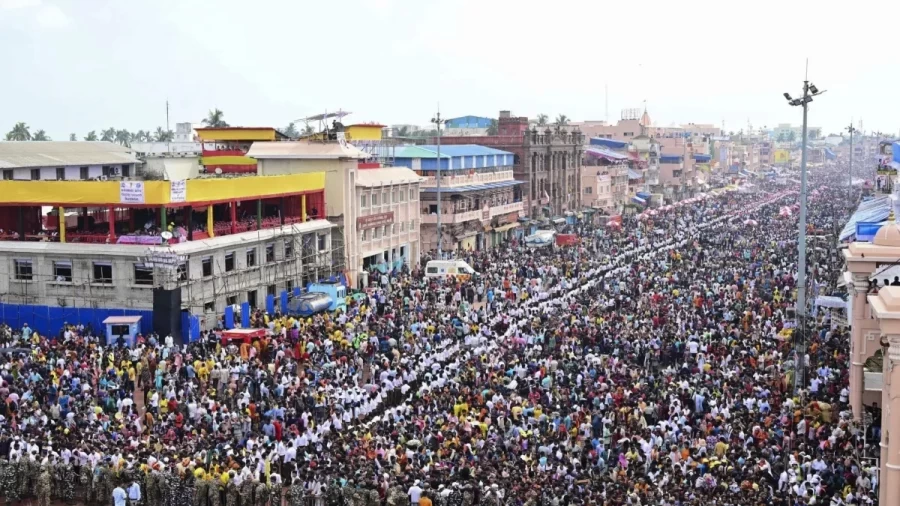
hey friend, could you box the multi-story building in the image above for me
[436,110,583,219]
[0,141,139,181]
[580,167,615,212]
[0,141,331,339]
[248,139,422,285]
[394,144,523,252]
[583,138,633,210]
[197,127,289,174]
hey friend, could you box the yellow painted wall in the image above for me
[200,155,258,166]
[773,149,791,163]
[345,125,383,141]
[0,173,325,206]
[196,129,276,141]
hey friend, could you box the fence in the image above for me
[0,303,153,337]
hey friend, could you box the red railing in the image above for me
[67,233,112,244]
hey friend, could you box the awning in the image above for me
[840,196,893,241]
[589,137,628,149]
[627,168,643,180]
[494,223,520,233]
[586,147,629,161]
[636,191,651,200]
[693,154,711,163]
[551,217,566,224]
[631,196,647,205]
[660,155,683,164]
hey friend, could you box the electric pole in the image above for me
[847,122,857,204]
[431,111,445,258]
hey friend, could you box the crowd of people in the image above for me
[0,168,875,506]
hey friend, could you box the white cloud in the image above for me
[35,3,69,27]
[0,0,42,9]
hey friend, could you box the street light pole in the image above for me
[784,79,824,393]
[431,112,445,258]
[847,123,857,203]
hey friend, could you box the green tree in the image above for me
[84,131,98,141]
[203,108,228,128]
[6,122,32,141]
[32,129,50,141]
[776,132,786,142]
[282,122,299,138]
[69,133,77,141]
[554,114,569,133]
[101,128,116,142]
[787,131,796,143]
[536,114,549,127]
[394,126,410,137]
[302,124,315,136]
[115,129,132,147]
[154,127,174,142]
[486,119,499,136]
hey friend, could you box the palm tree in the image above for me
[84,131,98,141]
[486,119,499,136]
[69,133,77,141]
[203,108,228,128]
[101,128,116,142]
[32,129,50,141]
[282,122,299,138]
[536,114,549,127]
[6,122,32,141]
[555,114,569,129]
[787,131,797,143]
[115,129,132,147]
[302,124,315,136]
[154,127,174,142]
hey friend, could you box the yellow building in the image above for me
[345,123,385,142]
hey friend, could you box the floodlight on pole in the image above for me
[431,112,446,258]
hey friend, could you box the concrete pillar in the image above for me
[301,194,307,222]
[58,207,66,243]
[207,205,215,238]
[256,199,262,230]
[107,206,115,240]
[160,207,167,230]
[851,274,870,420]
[883,335,900,506]
[230,201,237,234]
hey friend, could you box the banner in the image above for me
[117,235,163,245]
[773,149,790,164]
[119,181,145,204]
[170,180,187,203]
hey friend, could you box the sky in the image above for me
[1,0,898,140]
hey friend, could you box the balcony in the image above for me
[420,201,524,224]
[420,170,514,188]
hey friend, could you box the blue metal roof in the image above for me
[693,154,711,163]
[420,180,524,193]
[840,196,893,241]
[416,144,514,157]
[660,155,683,164]
[590,137,628,149]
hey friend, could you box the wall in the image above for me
[141,156,202,180]
[0,304,153,339]
[3,164,133,181]
[357,182,421,270]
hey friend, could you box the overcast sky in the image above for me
[1,0,898,140]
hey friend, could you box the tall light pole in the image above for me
[784,79,825,393]
[431,112,445,258]
[847,123,857,203]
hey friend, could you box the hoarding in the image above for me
[357,212,394,230]
[773,149,791,164]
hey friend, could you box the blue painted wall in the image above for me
[0,303,153,338]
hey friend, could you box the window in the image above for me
[80,166,89,180]
[176,262,187,281]
[409,188,417,201]
[286,279,295,295]
[202,256,213,277]
[283,239,294,258]
[374,226,381,240]
[2,170,12,180]
[122,165,130,177]
[265,243,275,263]
[246,248,256,267]
[585,187,592,194]
[360,194,368,208]
[317,234,326,251]
[267,284,277,297]
[410,219,416,230]
[93,262,112,284]
[398,187,406,202]
[426,266,438,274]
[361,229,368,241]
[102,166,112,177]
[371,193,379,206]
[53,261,72,282]
[14,260,32,281]
[226,295,237,306]
[134,264,154,286]
[204,301,215,313]
[393,190,400,203]
[224,252,235,272]
[399,221,405,232]
[247,290,257,309]
[56,167,65,180]
[30,169,40,180]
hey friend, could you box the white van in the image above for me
[424,260,477,280]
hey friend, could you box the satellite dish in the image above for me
[215,168,223,175]
[161,231,173,240]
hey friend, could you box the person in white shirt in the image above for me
[407,481,423,505]
[127,481,142,506]
[112,484,128,506]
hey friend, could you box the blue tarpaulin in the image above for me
[825,148,836,160]
[840,196,893,241]
[636,191,651,200]
[589,137,628,149]
[894,142,900,165]
[586,147,629,161]
[0,304,153,338]
[856,222,884,242]
[631,196,647,205]
[693,154,712,163]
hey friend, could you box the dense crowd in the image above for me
[0,169,874,506]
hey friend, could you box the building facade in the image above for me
[436,110,583,220]
[0,141,138,181]
[394,145,523,252]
